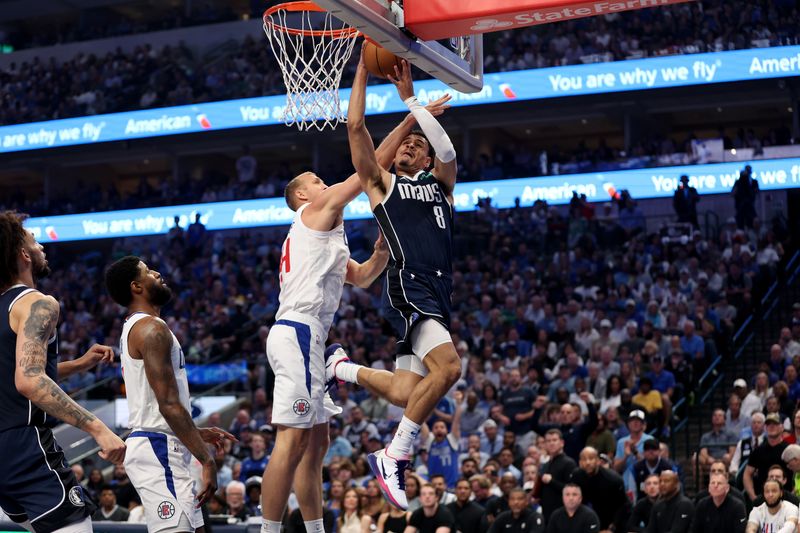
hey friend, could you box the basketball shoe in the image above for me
[368,448,409,509]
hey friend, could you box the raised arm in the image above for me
[12,294,125,463]
[130,317,217,505]
[347,43,393,206]
[58,343,114,380]
[387,60,457,199]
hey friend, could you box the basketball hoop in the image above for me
[263,1,360,131]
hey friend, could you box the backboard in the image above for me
[311,0,484,93]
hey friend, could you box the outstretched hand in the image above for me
[199,427,237,452]
[387,59,415,101]
[424,94,452,117]
[79,344,115,369]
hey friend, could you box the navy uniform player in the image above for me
[105,256,237,533]
[0,211,126,533]
[334,45,461,509]
[261,98,452,533]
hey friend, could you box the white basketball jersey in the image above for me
[121,312,191,433]
[276,203,350,331]
[748,501,799,532]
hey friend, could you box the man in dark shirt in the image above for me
[750,464,800,507]
[447,479,487,533]
[692,472,747,533]
[692,461,747,505]
[537,428,578,522]
[532,394,598,461]
[633,439,677,500]
[570,446,630,531]
[646,471,694,533]
[408,484,456,533]
[628,474,660,533]
[498,368,537,442]
[490,489,544,533]
[545,484,600,533]
[744,413,791,501]
[485,473,515,522]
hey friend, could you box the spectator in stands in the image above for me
[225,480,250,522]
[422,404,462,489]
[725,393,750,438]
[732,166,759,230]
[343,407,379,449]
[691,472,747,533]
[752,464,800,507]
[532,393,597,461]
[461,391,489,436]
[497,368,537,448]
[489,488,544,533]
[446,479,485,533]
[337,488,371,533]
[745,479,798,533]
[469,475,497,509]
[730,412,766,476]
[781,445,800,499]
[406,484,456,533]
[613,410,654,476]
[93,486,130,522]
[545,484,600,533]
[680,321,706,370]
[537,428,577,522]
[693,461,746,506]
[628,473,660,532]
[239,430,269,481]
[485,473,516,524]
[569,446,629,532]
[744,413,792,501]
[742,372,772,418]
[648,471,694,533]
[632,439,677,500]
[325,419,353,466]
[673,175,700,228]
[632,377,663,429]
[699,409,737,470]
[430,475,456,506]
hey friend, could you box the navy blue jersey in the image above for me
[0,285,59,432]
[373,171,453,275]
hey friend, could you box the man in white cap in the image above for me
[613,409,654,498]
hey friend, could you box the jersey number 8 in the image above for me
[433,206,446,229]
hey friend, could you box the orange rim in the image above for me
[263,1,360,39]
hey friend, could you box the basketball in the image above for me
[363,41,403,79]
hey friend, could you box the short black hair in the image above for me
[0,211,28,292]
[100,484,115,494]
[105,255,143,307]
[409,129,435,159]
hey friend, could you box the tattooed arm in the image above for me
[12,293,126,463]
[129,316,217,505]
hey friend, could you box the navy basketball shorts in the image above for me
[0,426,94,531]
[382,267,453,375]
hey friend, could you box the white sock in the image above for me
[304,519,324,533]
[262,519,282,533]
[386,416,420,459]
[336,360,361,385]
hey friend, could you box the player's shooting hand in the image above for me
[196,461,218,508]
[358,41,368,69]
[424,94,452,117]
[80,344,115,368]
[199,427,238,452]
[387,59,415,101]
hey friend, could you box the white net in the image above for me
[263,3,359,131]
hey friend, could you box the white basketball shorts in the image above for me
[267,311,342,428]
[124,431,203,533]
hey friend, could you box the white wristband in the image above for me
[404,96,422,110]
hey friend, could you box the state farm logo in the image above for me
[470,18,513,31]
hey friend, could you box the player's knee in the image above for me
[387,388,409,408]
[442,363,461,388]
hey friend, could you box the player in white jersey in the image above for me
[261,96,452,533]
[105,256,236,533]
[746,480,799,533]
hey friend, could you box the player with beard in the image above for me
[0,211,126,533]
[105,256,236,533]
[746,479,798,533]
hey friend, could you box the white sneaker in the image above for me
[324,343,349,391]
[367,448,410,509]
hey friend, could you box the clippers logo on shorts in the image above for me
[157,501,176,520]
[293,398,311,416]
[68,486,85,507]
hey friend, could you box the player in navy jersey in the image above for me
[0,211,126,533]
[329,44,460,509]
